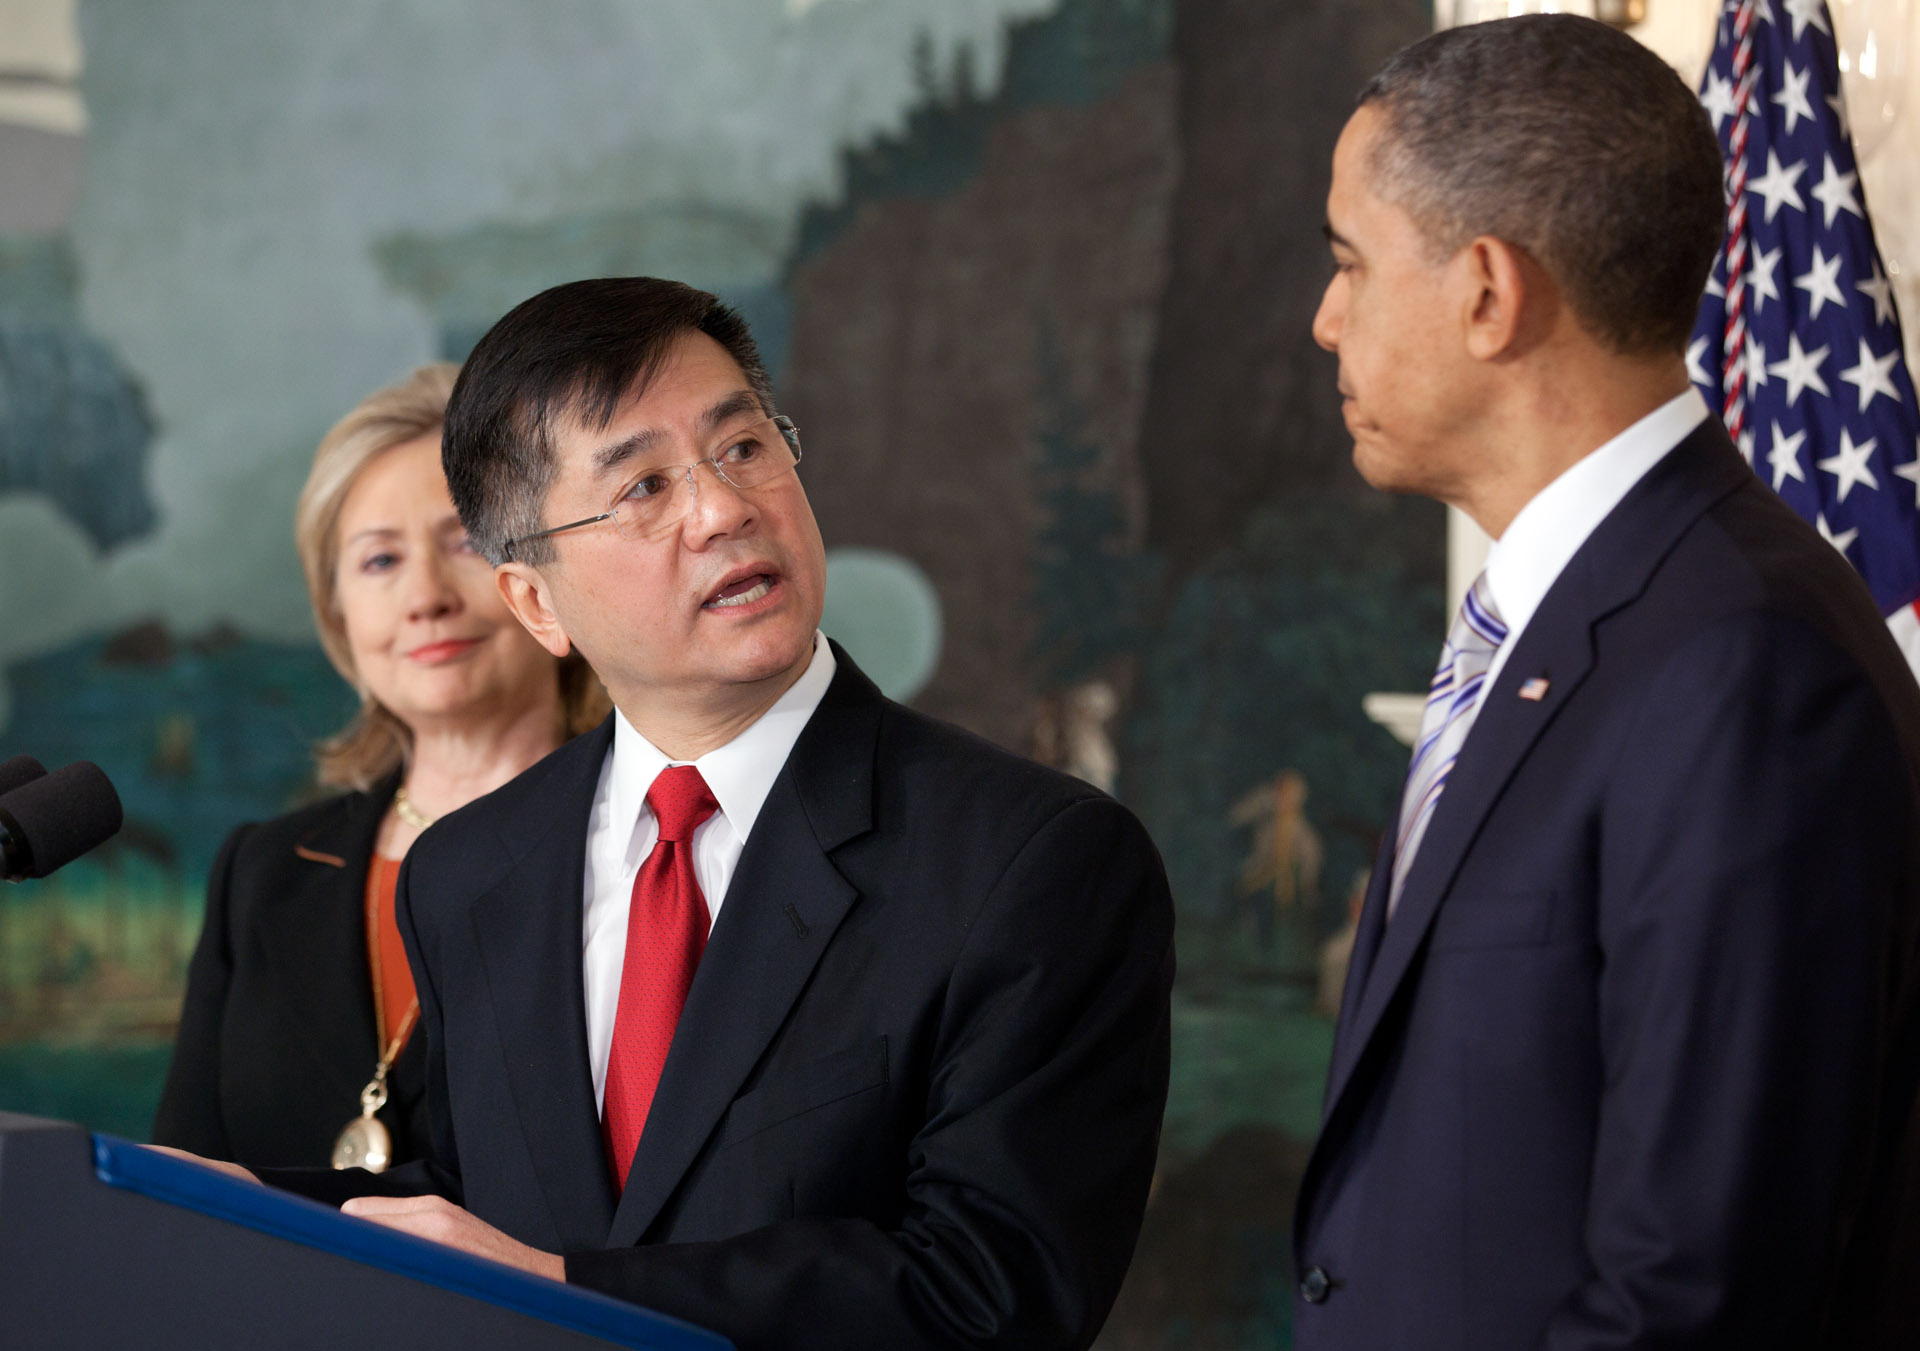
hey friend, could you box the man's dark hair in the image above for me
[443,276,775,566]
[1358,14,1723,356]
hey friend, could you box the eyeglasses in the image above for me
[503,414,803,559]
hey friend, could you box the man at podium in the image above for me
[212,276,1174,1351]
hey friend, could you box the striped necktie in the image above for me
[1389,572,1507,918]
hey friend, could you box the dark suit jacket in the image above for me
[154,776,430,1168]
[268,649,1175,1351]
[1292,420,1920,1349]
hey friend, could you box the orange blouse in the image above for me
[364,854,417,1051]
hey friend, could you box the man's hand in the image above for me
[341,1195,565,1281]
[143,1145,261,1184]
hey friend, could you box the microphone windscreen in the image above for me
[0,760,124,878]
[0,755,46,798]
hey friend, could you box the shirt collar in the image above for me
[607,631,838,846]
[1485,388,1709,642]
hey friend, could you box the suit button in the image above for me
[1301,1266,1333,1304]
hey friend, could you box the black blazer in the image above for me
[1293,420,1920,1349]
[154,775,429,1169]
[268,649,1175,1351]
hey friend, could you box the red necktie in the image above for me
[602,764,718,1192]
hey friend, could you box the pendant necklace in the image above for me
[331,1001,417,1172]
[333,787,430,1172]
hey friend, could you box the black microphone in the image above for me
[0,755,46,797]
[0,761,124,882]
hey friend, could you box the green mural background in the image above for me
[0,1,1438,1344]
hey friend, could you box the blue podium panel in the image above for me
[0,1113,731,1351]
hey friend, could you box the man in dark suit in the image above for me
[1296,16,1920,1349]
[249,278,1175,1350]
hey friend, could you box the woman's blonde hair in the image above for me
[294,362,608,792]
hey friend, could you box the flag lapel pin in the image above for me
[1518,676,1550,702]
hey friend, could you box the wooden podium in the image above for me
[0,1112,731,1350]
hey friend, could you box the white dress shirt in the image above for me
[1481,389,1710,693]
[582,632,837,1110]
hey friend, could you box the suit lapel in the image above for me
[606,649,881,1248]
[1329,836,1394,1054]
[269,779,394,1091]
[1319,423,1754,1129]
[470,721,618,1250]
[1321,583,1600,1116]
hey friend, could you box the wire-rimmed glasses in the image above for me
[502,414,803,560]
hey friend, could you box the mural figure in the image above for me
[1030,677,1121,793]
[1230,768,1324,951]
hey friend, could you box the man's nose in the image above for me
[1312,279,1343,353]
[683,461,756,541]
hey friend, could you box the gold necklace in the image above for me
[393,785,437,830]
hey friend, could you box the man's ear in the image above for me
[1460,235,1535,362]
[496,562,574,659]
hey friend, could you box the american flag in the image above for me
[1690,0,1920,676]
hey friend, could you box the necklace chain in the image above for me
[362,855,418,1113]
[393,785,437,831]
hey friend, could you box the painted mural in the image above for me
[0,0,1436,1344]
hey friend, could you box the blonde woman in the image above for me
[154,364,606,1169]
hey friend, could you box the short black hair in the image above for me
[443,277,775,566]
[1358,14,1723,356]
